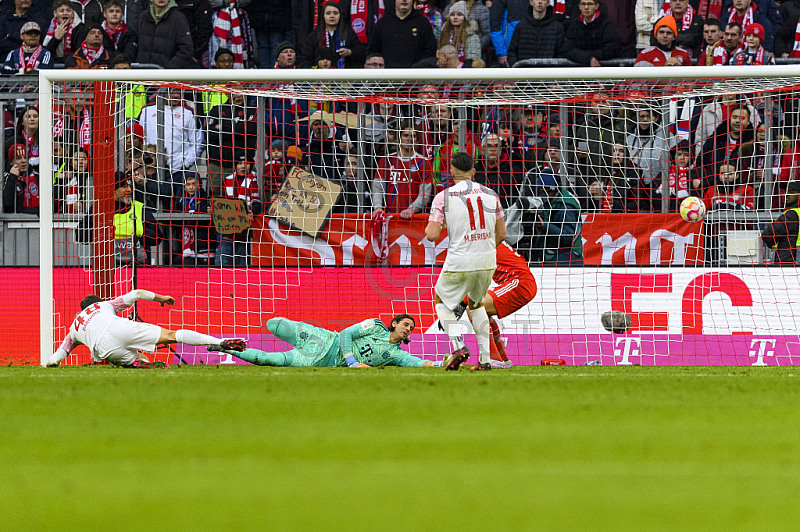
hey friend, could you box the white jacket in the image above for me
[139,104,204,172]
[634,0,662,51]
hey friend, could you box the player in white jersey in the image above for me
[425,152,506,371]
[47,290,247,367]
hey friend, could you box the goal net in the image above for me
[39,67,800,366]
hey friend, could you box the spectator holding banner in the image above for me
[215,153,261,267]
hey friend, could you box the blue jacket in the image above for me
[490,0,528,57]
[541,188,583,266]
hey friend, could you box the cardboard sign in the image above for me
[211,198,250,235]
[267,167,342,238]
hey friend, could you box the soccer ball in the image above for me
[680,196,706,223]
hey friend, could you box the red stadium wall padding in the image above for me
[251,213,703,267]
[10,265,800,365]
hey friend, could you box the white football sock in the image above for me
[175,329,222,347]
[470,306,491,364]
[435,303,465,351]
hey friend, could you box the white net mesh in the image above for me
[44,70,800,366]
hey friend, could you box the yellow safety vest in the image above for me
[788,208,800,246]
[202,90,229,115]
[113,201,144,239]
[123,84,147,120]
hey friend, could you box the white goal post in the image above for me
[39,66,800,366]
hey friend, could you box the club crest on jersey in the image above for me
[361,319,374,330]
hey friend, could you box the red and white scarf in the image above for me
[791,21,800,58]
[449,33,465,62]
[549,0,565,15]
[46,17,73,55]
[79,109,91,151]
[416,2,435,18]
[214,6,244,68]
[669,164,691,196]
[728,2,756,27]
[736,46,766,65]
[601,185,614,213]
[659,1,694,31]
[697,0,723,20]
[18,45,43,73]
[102,20,128,47]
[81,42,104,65]
[580,10,599,24]
[350,0,384,44]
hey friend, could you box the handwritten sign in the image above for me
[267,167,342,238]
[211,198,250,235]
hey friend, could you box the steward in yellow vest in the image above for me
[761,180,800,266]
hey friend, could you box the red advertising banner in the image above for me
[582,213,704,266]
[253,214,446,266]
[254,213,704,266]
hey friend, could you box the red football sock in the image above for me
[490,317,509,362]
[490,335,502,361]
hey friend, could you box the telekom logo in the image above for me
[611,273,753,333]
[749,339,775,366]
[614,337,639,365]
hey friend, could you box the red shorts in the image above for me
[489,278,537,319]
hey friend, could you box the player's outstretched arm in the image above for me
[112,290,174,312]
[47,335,76,367]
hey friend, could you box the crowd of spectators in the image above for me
[1,0,799,72]
[3,0,800,267]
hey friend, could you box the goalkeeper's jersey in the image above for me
[335,319,425,367]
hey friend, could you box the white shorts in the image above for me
[435,269,494,310]
[93,320,162,366]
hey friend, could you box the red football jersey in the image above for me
[494,241,535,285]
[374,153,431,213]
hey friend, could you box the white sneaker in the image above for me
[490,360,507,368]
[503,360,513,369]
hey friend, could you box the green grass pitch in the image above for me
[2,365,799,530]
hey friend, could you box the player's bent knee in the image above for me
[468,299,483,311]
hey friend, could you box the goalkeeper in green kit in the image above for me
[210,315,433,367]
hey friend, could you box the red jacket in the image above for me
[635,45,692,66]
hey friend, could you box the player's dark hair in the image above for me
[726,21,742,34]
[451,152,474,173]
[80,295,102,310]
[705,18,723,31]
[389,314,416,345]
[111,53,133,68]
